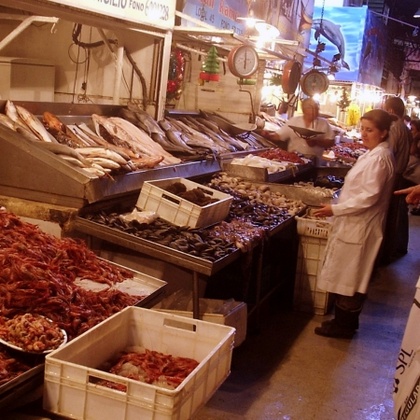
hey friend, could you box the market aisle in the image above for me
[194,213,420,420]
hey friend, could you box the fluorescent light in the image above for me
[415,8,420,18]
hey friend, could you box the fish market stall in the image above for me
[163,109,316,184]
[314,141,368,182]
[0,101,222,211]
[69,174,325,324]
[0,1,312,415]
[222,150,314,183]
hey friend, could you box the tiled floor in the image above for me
[194,213,420,420]
[4,214,420,420]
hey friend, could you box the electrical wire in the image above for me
[69,23,149,105]
[72,23,118,49]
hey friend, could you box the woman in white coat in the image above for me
[312,109,396,338]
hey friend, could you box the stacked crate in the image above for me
[294,214,333,315]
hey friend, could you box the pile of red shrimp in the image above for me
[0,210,142,340]
[97,347,199,391]
[0,313,65,353]
[0,348,32,386]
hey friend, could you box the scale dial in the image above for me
[300,70,329,96]
[227,45,259,78]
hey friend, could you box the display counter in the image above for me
[316,161,352,179]
[0,102,222,209]
[67,174,311,323]
[70,210,299,324]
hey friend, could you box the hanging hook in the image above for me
[50,20,59,34]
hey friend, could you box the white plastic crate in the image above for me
[154,295,247,348]
[136,177,233,229]
[43,307,235,420]
[294,235,332,315]
[294,213,333,315]
[295,214,332,239]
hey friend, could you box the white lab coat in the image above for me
[317,141,395,296]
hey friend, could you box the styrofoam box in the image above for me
[294,235,333,315]
[136,178,233,228]
[43,307,235,420]
[154,299,247,348]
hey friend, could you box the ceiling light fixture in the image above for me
[236,17,264,29]
[255,22,280,39]
[414,8,420,18]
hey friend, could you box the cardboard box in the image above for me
[154,292,247,347]
[136,178,232,229]
[43,307,235,420]
[393,276,420,419]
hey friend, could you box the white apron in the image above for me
[317,142,395,296]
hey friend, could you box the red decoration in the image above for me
[199,72,220,82]
[166,48,186,102]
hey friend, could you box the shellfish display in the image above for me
[82,174,307,259]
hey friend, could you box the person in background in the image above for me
[404,114,412,129]
[409,119,420,158]
[260,98,335,163]
[395,184,420,205]
[312,109,395,338]
[402,121,420,216]
[379,96,412,264]
[402,119,420,213]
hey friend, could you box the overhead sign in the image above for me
[45,0,176,30]
[181,0,248,35]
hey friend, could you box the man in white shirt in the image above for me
[261,98,335,163]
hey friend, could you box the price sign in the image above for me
[45,0,176,30]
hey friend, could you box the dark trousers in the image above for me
[334,293,366,330]
[378,175,409,265]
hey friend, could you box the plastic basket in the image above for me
[43,307,235,420]
[295,215,332,239]
[136,178,233,229]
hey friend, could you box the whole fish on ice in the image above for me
[0,114,18,131]
[107,116,181,165]
[121,107,166,137]
[75,147,128,166]
[92,113,144,156]
[14,104,57,143]
[43,111,88,148]
[4,101,43,142]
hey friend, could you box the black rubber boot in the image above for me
[314,305,361,339]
